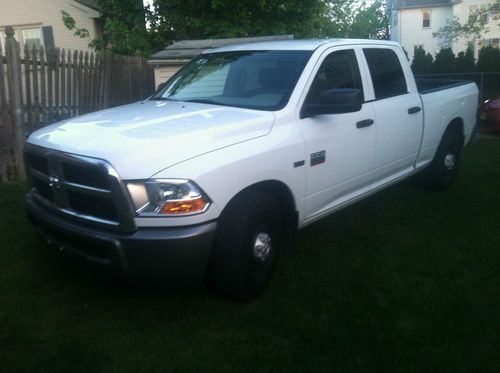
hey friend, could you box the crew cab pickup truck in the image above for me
[25,39,478,299]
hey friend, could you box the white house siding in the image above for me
[452,0,500,57]
[391,0,500,62]
[0,0,100,52]
[396,6,453,61]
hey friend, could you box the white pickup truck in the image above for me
[25,39,478,298]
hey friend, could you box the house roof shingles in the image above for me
[393,0,452,9]
[74,0,100,11]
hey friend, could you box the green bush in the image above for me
[411,46,433,74]
[432,48,456,73]
[455,47,475,73]
[476,46,500,72]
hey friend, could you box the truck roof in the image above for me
[208,39,401,53]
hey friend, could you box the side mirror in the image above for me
[301,88,363,118]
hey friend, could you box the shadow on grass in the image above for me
[1,138,499,372]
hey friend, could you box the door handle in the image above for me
[356,119,374,128]
[408,106,421,114]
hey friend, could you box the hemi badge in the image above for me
[310,150,326,166]
[294,160,305,168]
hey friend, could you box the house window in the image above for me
[468,5,489,24]
[422,10,431,28]
[485,38,499,49]
[22,28,42,49]
[494,3,500,17]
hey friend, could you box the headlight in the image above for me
[126,179,211,216]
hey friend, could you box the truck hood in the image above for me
[27,100,275,179]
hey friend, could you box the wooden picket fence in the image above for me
[0,26,155,182]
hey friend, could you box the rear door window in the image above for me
[363,48,408,100]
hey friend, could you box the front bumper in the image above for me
[26,192,217,287]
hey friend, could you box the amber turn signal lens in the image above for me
[161,197,208,215]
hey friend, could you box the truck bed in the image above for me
[415,80,478,170]
[416,79,473,95]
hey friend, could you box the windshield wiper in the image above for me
[150,96,174,101]
[182,98,221,105]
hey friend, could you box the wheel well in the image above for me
[445,118,465,146]
[227,180,298,233]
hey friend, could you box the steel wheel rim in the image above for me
[444,153,456,170]
[253,232,272,262]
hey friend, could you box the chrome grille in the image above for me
[26,153,49,174]
[24,144,136,232]
[62,163,109,190]
[32,177,54,202]
[67,190,118,221]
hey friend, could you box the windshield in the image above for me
[152,50,313,111]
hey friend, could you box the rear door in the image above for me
[361,47,423,186]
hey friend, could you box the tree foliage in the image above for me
[95,0,150,55]
[341,1,390,39]
[62,0,163,56]
[62,0,390,56]
[411,46,433,74]
[433,48,456,73]
[411,45,499,74]
[151,0,389,41]
[152,0,328,40]
[433,0,500,45]
[455,48,475,73]
[61,10,90,39]
[318,0,389,39]
[476,46,500,72]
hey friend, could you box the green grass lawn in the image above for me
[1,136,499,372]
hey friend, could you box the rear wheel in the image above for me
[423,130,462,189]
[209,190,282,300]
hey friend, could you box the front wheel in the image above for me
[423,130,462,189]
[209,190,282,300]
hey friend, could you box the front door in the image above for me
[297,48,376,222]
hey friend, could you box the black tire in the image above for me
[209,190,282,300]
[423,130,462,190]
